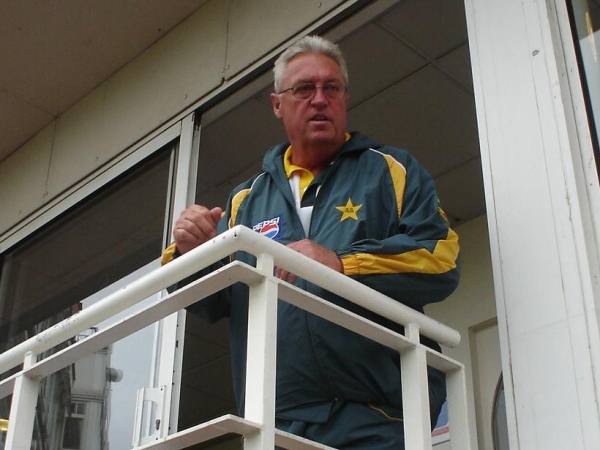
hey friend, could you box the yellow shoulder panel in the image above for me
[161,242,178,266]
[382,153,407,218]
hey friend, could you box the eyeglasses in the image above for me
[278,82,347,100]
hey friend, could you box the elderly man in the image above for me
[162,35,460,449]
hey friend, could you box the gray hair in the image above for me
[273,35,349,93]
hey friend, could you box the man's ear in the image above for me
[271,93,283,119]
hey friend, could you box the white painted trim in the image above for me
[4,352,38,450]
[158,111,199,436]
[465,0,600,448]
[244,253,278,450]
[462,1,513,447]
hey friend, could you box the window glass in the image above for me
[62,416,83,449]
[0,143,173,448]
[0,417,7,448]
[570,0,600,149]
[0,147,171,352]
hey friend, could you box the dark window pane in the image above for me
[569,0,600,152]
[0,143,174,449]
[0,147,172,352]
[63,417,83,449]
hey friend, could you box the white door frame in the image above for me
[155,112,199,436]
[464,0,600,448]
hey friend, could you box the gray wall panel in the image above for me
[226,0,346,78]
[0,124,54,232]
[46,0,228,198]
[0,0,358,238]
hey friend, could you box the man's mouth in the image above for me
[310,115,329,122]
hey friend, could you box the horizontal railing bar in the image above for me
[0,262,461,401]
[0,228,246,374]
[0,230,244,373]
[277,278,413,352]
[134,414,260,450]
[231,264,461,375]
[0,225,459,377]
[274,429,337,449]
[0,374,15,401]
[426,349,465,373]
[0,263,260,399]
[0,226,469,450]
[231,226,461,347]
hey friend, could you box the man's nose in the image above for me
[311,86,329,103]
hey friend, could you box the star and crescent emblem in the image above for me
[335,198,362,221]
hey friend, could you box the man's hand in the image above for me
[173,205,223,254]
[275,239,343,283]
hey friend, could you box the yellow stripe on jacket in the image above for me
[341,226,459,275]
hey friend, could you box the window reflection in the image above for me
[0,150,171,352]
[0,146,172,449]
[570,0,600,149]
[79,266,161,448]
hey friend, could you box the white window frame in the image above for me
[0,111,199,444]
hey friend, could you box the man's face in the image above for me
[271,53,348,152]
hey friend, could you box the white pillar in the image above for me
[5,352,39,450]
[243,253,278,450]
[465,0,600,449]
[401,324,432,450]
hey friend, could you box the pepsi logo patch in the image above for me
[252,215,283,240]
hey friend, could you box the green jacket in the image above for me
[178,132,460,421]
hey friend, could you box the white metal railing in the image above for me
[0,225,473,449]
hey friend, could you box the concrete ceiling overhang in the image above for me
[0,0,210,162]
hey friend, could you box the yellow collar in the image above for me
[283,146,312,179]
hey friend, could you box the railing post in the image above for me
[244,253,278,450]
[446,365,475,449]
[0,229,470,450]
[5,351,39,450]
[401,324,432,450]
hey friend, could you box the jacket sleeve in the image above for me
[159,175,262,322]
[160,206,233,324]
[336,151,460,310]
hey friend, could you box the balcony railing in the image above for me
[0,225,473,449]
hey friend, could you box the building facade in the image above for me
[0,0,599,448]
